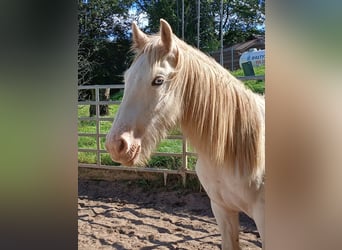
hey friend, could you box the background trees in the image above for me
[78,0,134,86]
[135,0,264,51]
[78,0,134,115]
[221,0,265,46]
[78,0,265,86]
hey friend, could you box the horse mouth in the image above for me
[122,145,141,166]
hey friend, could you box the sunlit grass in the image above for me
[231,65,265,94]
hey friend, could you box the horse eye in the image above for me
[152,77,164,86]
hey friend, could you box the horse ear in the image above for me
[160,19,173,52]
[132,22,148,50]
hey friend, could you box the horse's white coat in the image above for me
[105,19,265,250]
[196,151,264,250]
[195,93,265,249]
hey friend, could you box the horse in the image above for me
[105,19,265,250]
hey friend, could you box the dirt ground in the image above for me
[78,178,261,250]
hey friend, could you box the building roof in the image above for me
[223,35,265,53]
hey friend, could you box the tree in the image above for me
[78,0,134,85]
[135,0,219,52]
[78,0,134,116]
[135,0,265,51]
[220,0,265,46]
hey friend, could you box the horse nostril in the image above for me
[118,139,124,151]
[117,138,127,155]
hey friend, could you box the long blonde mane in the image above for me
[134,33,264,177]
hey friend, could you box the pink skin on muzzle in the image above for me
[105,130,141,166]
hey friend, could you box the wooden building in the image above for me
[210,35,265,71]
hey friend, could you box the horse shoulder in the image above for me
[195,156,262,215]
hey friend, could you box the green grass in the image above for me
[78,66,265,169]
[231,65,265,94]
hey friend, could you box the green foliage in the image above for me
[141,0,178,34]
[231,65,265,94]
[222,0,265,46]
[135,0,265,52]
[148,156,182,170]
[78,0,133,85]
[78,152,96,164]
[231,65,265,77]
[110,90,124,101]
[101,154,121,166]
[136,0,219,52]
[244,81,265,94]
[78,0,133,38]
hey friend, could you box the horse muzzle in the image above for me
[105,131,141,166]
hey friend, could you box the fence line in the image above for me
[78,75,264,185]
[237,75,265,81]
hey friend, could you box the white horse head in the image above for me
[106,19,264,177]
[105,20,181,166]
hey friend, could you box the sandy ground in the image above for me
[78,179,261,250]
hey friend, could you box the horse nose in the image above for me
[105,135,128,157]
[105,132,140,164]
[114,137,128,156]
